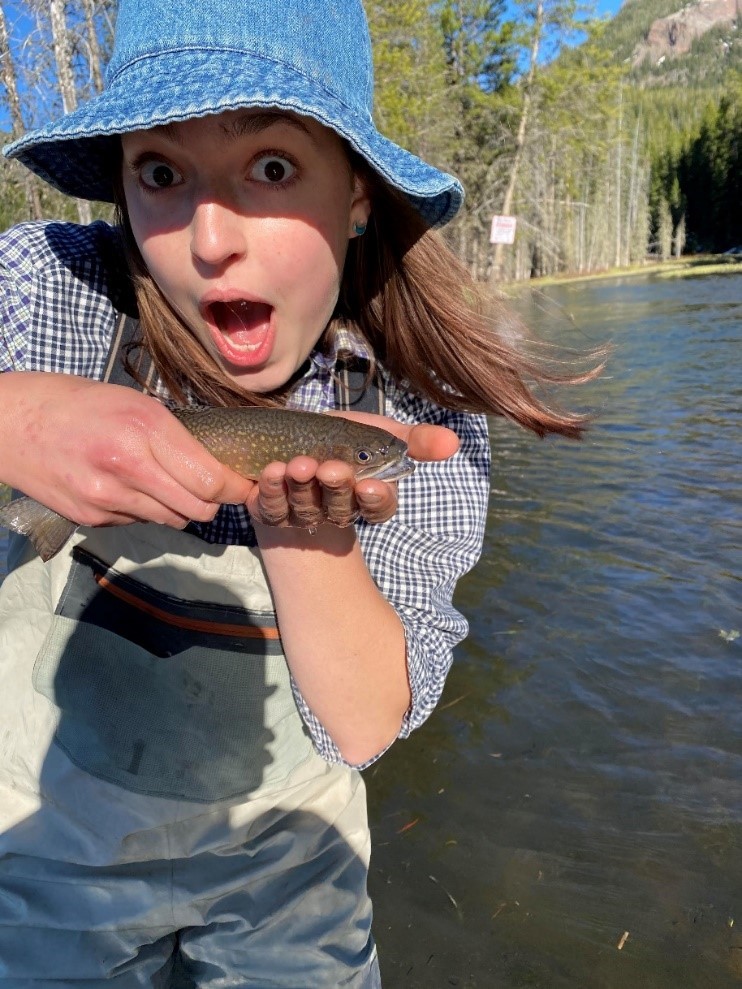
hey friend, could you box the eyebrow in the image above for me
[227,111,314,141]
[157,111,315,146]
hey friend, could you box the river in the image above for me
[366,272,741,987]
[1,273,740,987]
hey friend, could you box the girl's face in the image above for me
[121,110,370,393]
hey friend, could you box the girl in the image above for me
[0,0,592,985]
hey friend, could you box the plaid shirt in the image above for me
[0,220,490,767]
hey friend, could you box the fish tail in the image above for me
[0,496,77,562]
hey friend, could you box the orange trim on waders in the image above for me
[94,572,281,640]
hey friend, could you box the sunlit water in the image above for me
[1,274,740,987]
[365,273,741,988]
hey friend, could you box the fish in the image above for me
[0,406,415,562]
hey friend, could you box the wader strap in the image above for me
[103,312,384,413]
[103,312,155,392]
[333,355,384,414]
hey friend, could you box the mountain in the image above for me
[596,0,741,86]
[595,0,742,254]
[632,0,739,67]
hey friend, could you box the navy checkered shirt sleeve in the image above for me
[289,383,491,768]
[0,228,37,370]
[0,221,120,378]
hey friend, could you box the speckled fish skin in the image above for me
[0,407,415,562]
[172,407,414,481]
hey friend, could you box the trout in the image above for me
[0,406,415,562]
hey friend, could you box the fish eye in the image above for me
[356,449,373,464]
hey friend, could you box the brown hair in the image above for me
[114,160,602,437]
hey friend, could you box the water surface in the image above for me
[366,273,741,988]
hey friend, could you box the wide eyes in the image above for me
[139,160,183,189]
[356,449,373,465]
[250,154,296,185]
[134,153,296,191]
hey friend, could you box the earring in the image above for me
[353,221,367,236]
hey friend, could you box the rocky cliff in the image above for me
[631,0,739,66]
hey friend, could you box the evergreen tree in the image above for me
[436,0,516,268]
[366,0,451,166]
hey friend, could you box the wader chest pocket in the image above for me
[33,548,313,802]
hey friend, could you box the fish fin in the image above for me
[0,496,77,562]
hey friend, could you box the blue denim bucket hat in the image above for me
[3,0,463,228]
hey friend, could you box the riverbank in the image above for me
[501,253,742,293]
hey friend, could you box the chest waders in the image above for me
[0,316,383,987]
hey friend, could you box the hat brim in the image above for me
[4,49,463,228]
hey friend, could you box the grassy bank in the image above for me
[501,254,742,293]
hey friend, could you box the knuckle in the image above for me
[190,500,220,523]
[74,502,111,527]
[89,442,138,482]
[322,485,353,509]
[329,510,360,527]
[363,509,392,525]
[259,505,291,526]
[286,474,315,495]
[290,505,324,527]
[74,510,97,527]
[162,514,191,531]
[79,475,116,513]
[196,471,224,501]
[256,484,291,526]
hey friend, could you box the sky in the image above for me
[595,0,624,15]
[0,0,629,135]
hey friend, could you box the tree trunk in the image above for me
[0,2,23,133]
[673,214,686,258]
[658,198,672,260]
[81,0,104,93]
[490,0,544,286]
[0,2,43,218]
[625,113,641,262]
[50,0,93,224]
[614,84,623,267]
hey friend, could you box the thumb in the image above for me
[326,410,460,462]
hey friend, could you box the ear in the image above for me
[349,173,371,239]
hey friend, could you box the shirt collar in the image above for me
[310,325,371,372]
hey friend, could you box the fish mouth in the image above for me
[205,298,275,367]
[358,456,416,482]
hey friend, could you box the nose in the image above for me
[190,198,247,269]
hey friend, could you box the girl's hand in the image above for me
[247,411,459,528]
[0,372,254,528]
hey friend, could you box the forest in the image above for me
[0,0,739,282]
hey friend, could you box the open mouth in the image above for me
[361,456,416,481]
[211,300,273,350]
[207,299,275,367]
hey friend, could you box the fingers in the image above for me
[247,458,398,529]
[405,423,460,462]
[250,463,292,526]
[354,479,398,525]
[320,471,359,528]
[81,406,255,527]
[1,374,258,532]
[145,414,255,517]
[250,458,348,529]
[285,457,328,528]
